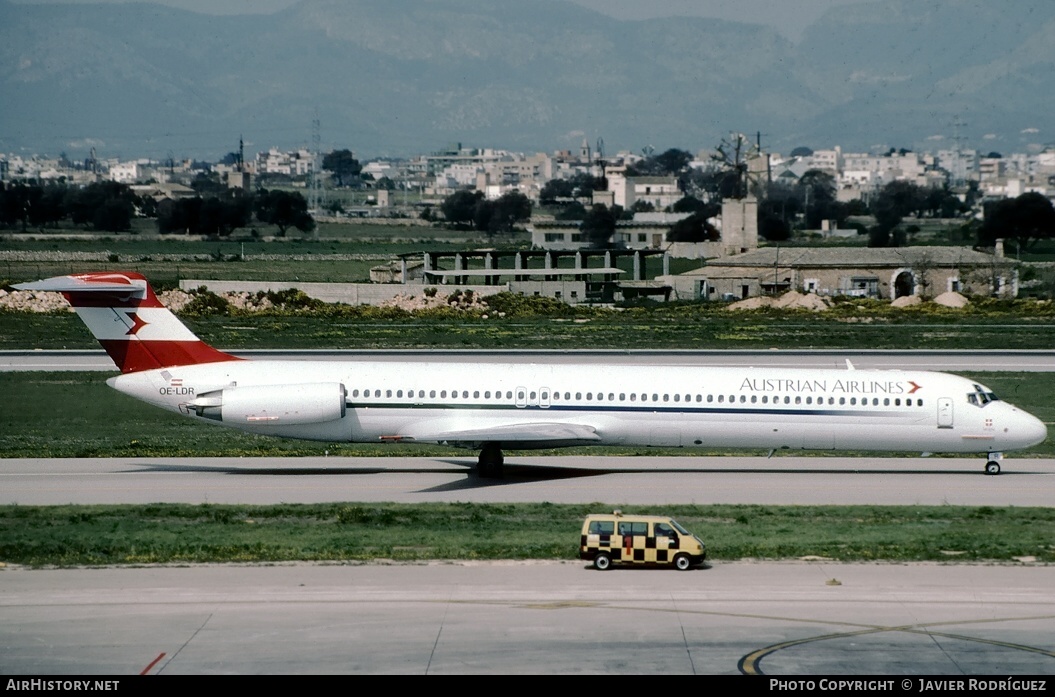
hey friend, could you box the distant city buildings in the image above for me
[4,137,1054,222]
[5,135,1049,306]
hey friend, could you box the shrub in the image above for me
[181,287,231,316]
[483,292,575,317]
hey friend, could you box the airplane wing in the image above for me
[395,422,601,448]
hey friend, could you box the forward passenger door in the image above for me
[937,398,954,428]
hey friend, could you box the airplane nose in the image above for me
[1016,410,1048,448]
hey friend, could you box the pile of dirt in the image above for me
[729,291,831,312]
[379,292,453,312]
[156,289,195,312]
[221,292,284,312]
[0,287,282,314]
[932,291,970,308]
[727,296,774,310]
[777,291,831,311]
[890,295,922,308]
[0,290,71,312]
[379,290,490,312]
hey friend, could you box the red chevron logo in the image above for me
[124,311,149,336]
[907,381,922,394]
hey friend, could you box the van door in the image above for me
[617,520,647,564]
[653,521,678,564]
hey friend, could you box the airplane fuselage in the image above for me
[109,360,1047,456]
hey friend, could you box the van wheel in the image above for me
[674,554,692,571]
[593,553,611,571]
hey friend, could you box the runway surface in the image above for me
[3,349,1055,372]
[2,562,1053,675]
[4,455,1055,506]
[5,456,1054,675]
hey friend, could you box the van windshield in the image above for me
[670,519,691,535]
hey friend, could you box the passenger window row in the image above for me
[348,388,924,408]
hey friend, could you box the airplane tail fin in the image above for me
[14,272,240,374]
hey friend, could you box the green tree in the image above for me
[205,196,253,238]
[254,189,315,236]
[757,182,801,240]
[67,182,138,232]
[488,191,532,233]
[0,183,37,231]
[977,192,1055,250]
[158,194,252,237]
[797,169,838,229]
[666,213,719,242]
[157,198,198,235]
[441,190,484,228]
[472,197,493,233]
[92,198,134,232]
[868,227,891,248]
[539,178,576,204]
[580,204,620,248]
[322,149,361,187]
[28,185,66,228]
[190,172,226,198]
[939,194,966,219]
[872,181,926,236]
[628,148,692,176]
[555,201,587,220]
[547,172,606,202]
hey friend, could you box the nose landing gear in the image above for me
[984,452,1002,476]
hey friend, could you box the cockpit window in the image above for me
[968,383,999,407]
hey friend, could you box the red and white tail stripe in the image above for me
[14,272,240,374]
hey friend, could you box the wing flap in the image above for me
[402,422,601,445]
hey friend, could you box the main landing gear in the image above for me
[984,452,1002,476]
[477,442,505,478]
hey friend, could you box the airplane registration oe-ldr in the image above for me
[17,272,1048,477]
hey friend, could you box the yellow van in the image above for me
[579,511,706,570]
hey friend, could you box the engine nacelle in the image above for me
[189,383,347,425]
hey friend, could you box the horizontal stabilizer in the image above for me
[14,276,147,295]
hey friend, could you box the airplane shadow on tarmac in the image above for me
[130,460,607,490]
[129,459,1014,493]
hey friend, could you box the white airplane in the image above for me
[16,271,1048,477]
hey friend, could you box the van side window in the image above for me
[618,522,648,535]
[588,520,614,535]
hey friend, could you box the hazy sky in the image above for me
[10,0,875,41]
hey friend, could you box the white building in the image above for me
[256,148,314,176]
[108,161,139,183]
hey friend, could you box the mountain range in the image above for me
[2,0,1053,160]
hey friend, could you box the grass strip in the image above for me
[7,309,1055,351]
[1,503,1052,567]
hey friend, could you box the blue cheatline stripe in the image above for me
[345,401,916,419]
